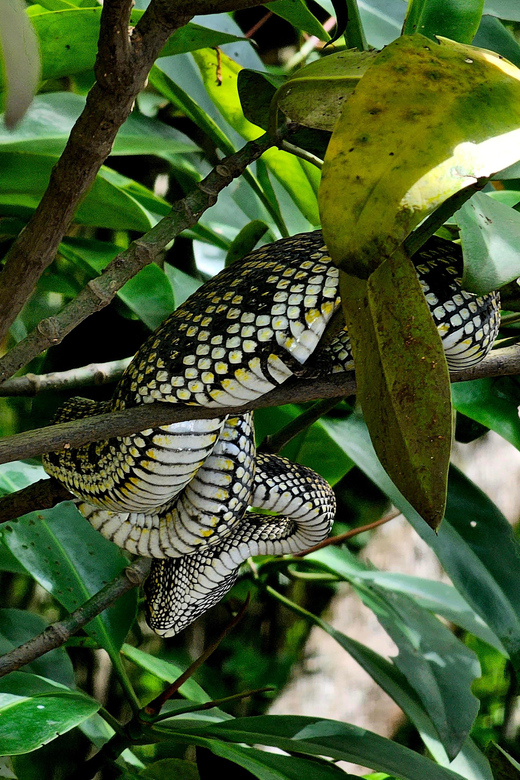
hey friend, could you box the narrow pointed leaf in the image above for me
[121,644,210,703]
[186,716,466,780]
[267,0,330,41]
[269,582,491,778]
[340,249,452,528]
[320,412,520,672]
[320,34,520,278]
[16,7,244,88]
[203,740,352,779]
[192,48,320,225]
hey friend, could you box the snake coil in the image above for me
[43,231,500,636]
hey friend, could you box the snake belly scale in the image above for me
[43,231,500,636]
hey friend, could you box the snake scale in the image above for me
[43,231,500,637]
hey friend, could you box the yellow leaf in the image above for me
[320,34,520,278]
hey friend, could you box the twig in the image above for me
[0,130,283,385]
[0,358,132,397]
[259,397,344,455]
[293,507,401,557]
[280,141,323,169]
[144,594,250,717]
[0,557,152,678]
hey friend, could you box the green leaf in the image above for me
[0,609,74,687]
[0,502,137,660]
[16,8,244,88]
[403,0,484,43]
[59,237,175,328]
[164,264,203,308]
[254,404,354,486]
[0,462,46,496]
[0,672,99,755]
[149,64,287,237]
[267,584,492,779]
[202,740,353,779]
[121,644,210,704]
[178,715,466,780]
[452,378,520,450]
[340,250,452,529]
[237,70,286,130]
[0,93,197,157]
[0,0,40,128]
[320,35,520,278]
[312,546,506,653]
[355,585,478,757]
[275,50,378,132]
[485,0,520,21]
[486,743,520,778]
[192,48,321,226]
[139,758,200,780]
[306,551,478,758]
[0,153,167,230]
[266,0,330,41]
[320,412,520,672]
[453,192,520,294]
[473,15,520,69]
[225,221,270,266]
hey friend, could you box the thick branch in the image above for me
[0,0,193,345]
[0,346,519,470]
[0,131,280,385]
[0,479,72,523]
[0,557,152,678]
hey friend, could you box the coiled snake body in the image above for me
[43,231,500,636]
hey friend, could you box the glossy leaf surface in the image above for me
[276,50,378,132]
[403,0,485,43]
[321,412,520,672]
[455,192,520,294]
[0,502,136,659]
[0,672,98,756]
[176,715,465,780]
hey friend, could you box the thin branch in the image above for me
[259,397,344,455]
[0,358,132,397]
[0,557,152,679]
[293,507,401,557]
[143,595,250,717]
[0,130,283,385]
[0,0,194,345]
[1,344,520,469]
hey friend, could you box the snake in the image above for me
[43,231,500,637]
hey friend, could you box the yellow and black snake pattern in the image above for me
[43,231,500,636]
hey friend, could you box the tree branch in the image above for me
[0,358,132,397]
[0,557,152,679]
[1,346,519,467]
[0,130,282,385]
[0,479,72,524]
